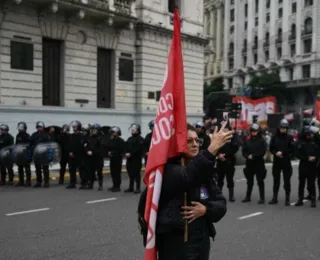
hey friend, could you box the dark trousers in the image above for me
[217,161,235,190]
[298,162,317,200]
[88,157,103,185]
[126,158,142,190]
[244,159,266,199]
[69,158,87,185]
[272,158,292,195]
[110,157,122,188]
[0,164,14,183]
[59,156,69,183]
[157,233,210,260]
[35,164,49,184]
[17,164,31,184]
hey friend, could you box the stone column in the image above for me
[204,11,208,35]
[216,6,222,60]
[210,9,215,36]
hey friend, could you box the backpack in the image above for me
[137,188,148,247]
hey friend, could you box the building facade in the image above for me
[224,0,319,112]
[0,0,206,138]
[203,0,224,84]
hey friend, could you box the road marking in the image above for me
[86,198,117,204]
[290,199,309,206]
[6,208,50,216]
[236,178,246,182]
[238,212,264,220]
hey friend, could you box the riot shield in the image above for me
[0,145,14,168]
[12,143,32,166]
[32,142,61,165]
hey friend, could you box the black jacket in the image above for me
[270,130,295,160]
[242,135,267,160]
[143,132,152,155]
[15,132,31,145]
[125,134,144,160]
[0,133,14,149]
[295,136,319,162]
[30,131,51,149]
[217,133,239,163]
[156,150,227,240]
[57,133,71,158]
[86,134,103,158]
[107,136,125,159]
[69,132,87,160]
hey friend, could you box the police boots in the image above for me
[295,198,304,206]
[268,193,278,205]
[258,184,265,204]
[285,193,290,206]
[124,179,134,193]
[98,180,103,191]
[311,198,316,208]
[242,186,253,203]
[229,188,235,202]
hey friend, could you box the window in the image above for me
[228,78,233,89]
[255,0,259,13]
[168,0,180,13]
[245,4,248,17]
[292,2,297,13]
[266,13,270,23]
[228,58,234,70]
[290,24,296,39]
[231,0,235,4]
[277,47,282,59]
[156,91,161,101]
[230,9,235,22]
[254,54,258,64]
[265,50,269,62]
[304,18,313,33]
[254,36,258,48]
[266,0,270,8]
[278,8,283,18]
[302,64,311,78]
[290,44,296,57]
[229,42,234,55]
[119,57,134,82]
[265,32,270,45]
[305,0,313,7]
[255,17,259,27]
[277,28,282,43]
[289,68,294,81]
[244,21,248,30]
[304,39,312,53]
[230,25,234,35]
[10,40,34,70]
[243,39,247,52]
[279,0,283,3]
[243,56,247,67]
[148,92,155,99]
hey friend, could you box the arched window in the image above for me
[291,24,296,38]
[265,32,270,44]
[277,28,282,40]
[254,36,258,46]
[305,18,313,33]
[229,42,234,54]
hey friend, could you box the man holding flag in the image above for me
[141,9,232,260]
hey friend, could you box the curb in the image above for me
[12,167,146,182]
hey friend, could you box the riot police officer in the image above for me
[30,121,51,188]
[57,124,71,185]
[15,122,32,187]
[143,120,154,166]
[67,121,87,189]
[125,124,144,194]
[107,126,125,192]
[242,123,267,204]
[194,121,211,150]
[216,124,239,202]
[0,124,14,185]
[269,119,295,206]
[86,123,104,190]
[295,126,319,208]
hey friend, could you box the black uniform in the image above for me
[199,132,210,151]
[0,133,14,185]
[313,133,320,200]
[143,132,152,166]
[15,132,32,186]
[57,132,71,184]
[295,132,319,207]
[269,130,295,204]
[242,135,267,203]
[125,134,144,193]
[30,131,51,187]
[216,133,239,201]
[107,136,125,191]
[68,132,88,188]
[86,133,104,189]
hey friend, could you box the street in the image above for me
[0,163,320,260]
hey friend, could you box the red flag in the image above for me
[143,9,187,260]
[316,100,320,121]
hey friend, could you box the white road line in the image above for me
[237,212,264,220]
[6,208,50,216]
[86,198,117,204]
[290,199,309,206]
[236,178,246,182]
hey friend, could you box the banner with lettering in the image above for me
[231,96,277,129]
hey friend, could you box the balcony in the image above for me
[275,38,282,44]
[286,78,320,88]
[301,30,312,38]
[263,41,269,48]
[228,50,234,57]
[252,44,258,51]
[242,48,247,54]
[288,34,296,41]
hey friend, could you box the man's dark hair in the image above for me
[187,123,196,132]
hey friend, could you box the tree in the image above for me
[247,72,286,106]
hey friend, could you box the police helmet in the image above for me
[250,123,260,132]
[70,120,82,130]
[62,124,70,132]
[194,121,204,128]
[129,123,141,133]
[279,119,289,128]
[36,121,45,129]
[148,120,155,129]
[92,123,101,130]
[82,124,91,132]
[110,126,122,136]
[0,124,9,131]
[17,122,27,131]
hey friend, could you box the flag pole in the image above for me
[181,157,188,242]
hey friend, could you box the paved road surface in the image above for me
[1,163,320,260]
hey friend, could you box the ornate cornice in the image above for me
[38,11,70,40]
[95,26,120,49]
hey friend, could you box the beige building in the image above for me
[0,0,206,138]
[203,0,224,84]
